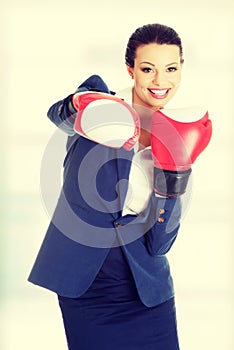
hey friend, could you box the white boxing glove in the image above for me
[72,92,140,150]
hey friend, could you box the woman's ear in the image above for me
[126,63,134,79]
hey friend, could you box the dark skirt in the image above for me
[58,247,180,350]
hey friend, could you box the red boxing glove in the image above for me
[72,92,140,150]
[151,107,212,197]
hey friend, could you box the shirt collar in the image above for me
[115,87,133,105]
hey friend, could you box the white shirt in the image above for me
[116,87,154,215]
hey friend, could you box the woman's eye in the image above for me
[167,67,177,72]
[141,67,153,73]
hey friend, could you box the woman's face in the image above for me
[127,43,183,110]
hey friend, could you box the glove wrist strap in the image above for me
[154,167,192,197]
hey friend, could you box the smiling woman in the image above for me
[125,23,184,111]
[28,23,212,350]
[130,44,182,106]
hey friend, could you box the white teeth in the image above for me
[150,89,168,96]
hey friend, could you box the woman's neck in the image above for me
[135,109,153,150]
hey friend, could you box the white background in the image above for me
[1,0,233,349]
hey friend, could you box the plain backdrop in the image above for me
[1,0,233,349]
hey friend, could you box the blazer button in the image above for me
[159,208,165,215]
[115,222,122,227]
[157,217,165,223]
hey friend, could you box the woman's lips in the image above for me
[148,88,169,99]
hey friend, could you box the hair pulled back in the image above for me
[125,23,184,68]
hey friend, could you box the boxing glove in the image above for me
[72,92,140,151]
[151,107,212,197]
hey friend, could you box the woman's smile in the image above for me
[147,88,170,99]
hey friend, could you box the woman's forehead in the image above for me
[135,43,181,64]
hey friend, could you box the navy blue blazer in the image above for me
[28,75,181,307]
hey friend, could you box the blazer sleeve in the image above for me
[47,94,77,135]
[145,196,182,256]
[47,74,112,135]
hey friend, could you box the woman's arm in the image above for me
[145,196,182,256]
[47,94,77,135]
[47,75,112,135]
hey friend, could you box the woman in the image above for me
[28,23,211,349]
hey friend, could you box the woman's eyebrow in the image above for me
[165,62,178,67]
[139,61,178,67]
[140,61,155,66]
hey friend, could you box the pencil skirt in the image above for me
[58,247,180,350]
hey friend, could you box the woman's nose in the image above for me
[152,71,165,85]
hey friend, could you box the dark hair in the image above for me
[125,23,184,68]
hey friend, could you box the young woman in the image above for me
[28,23,212,349]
